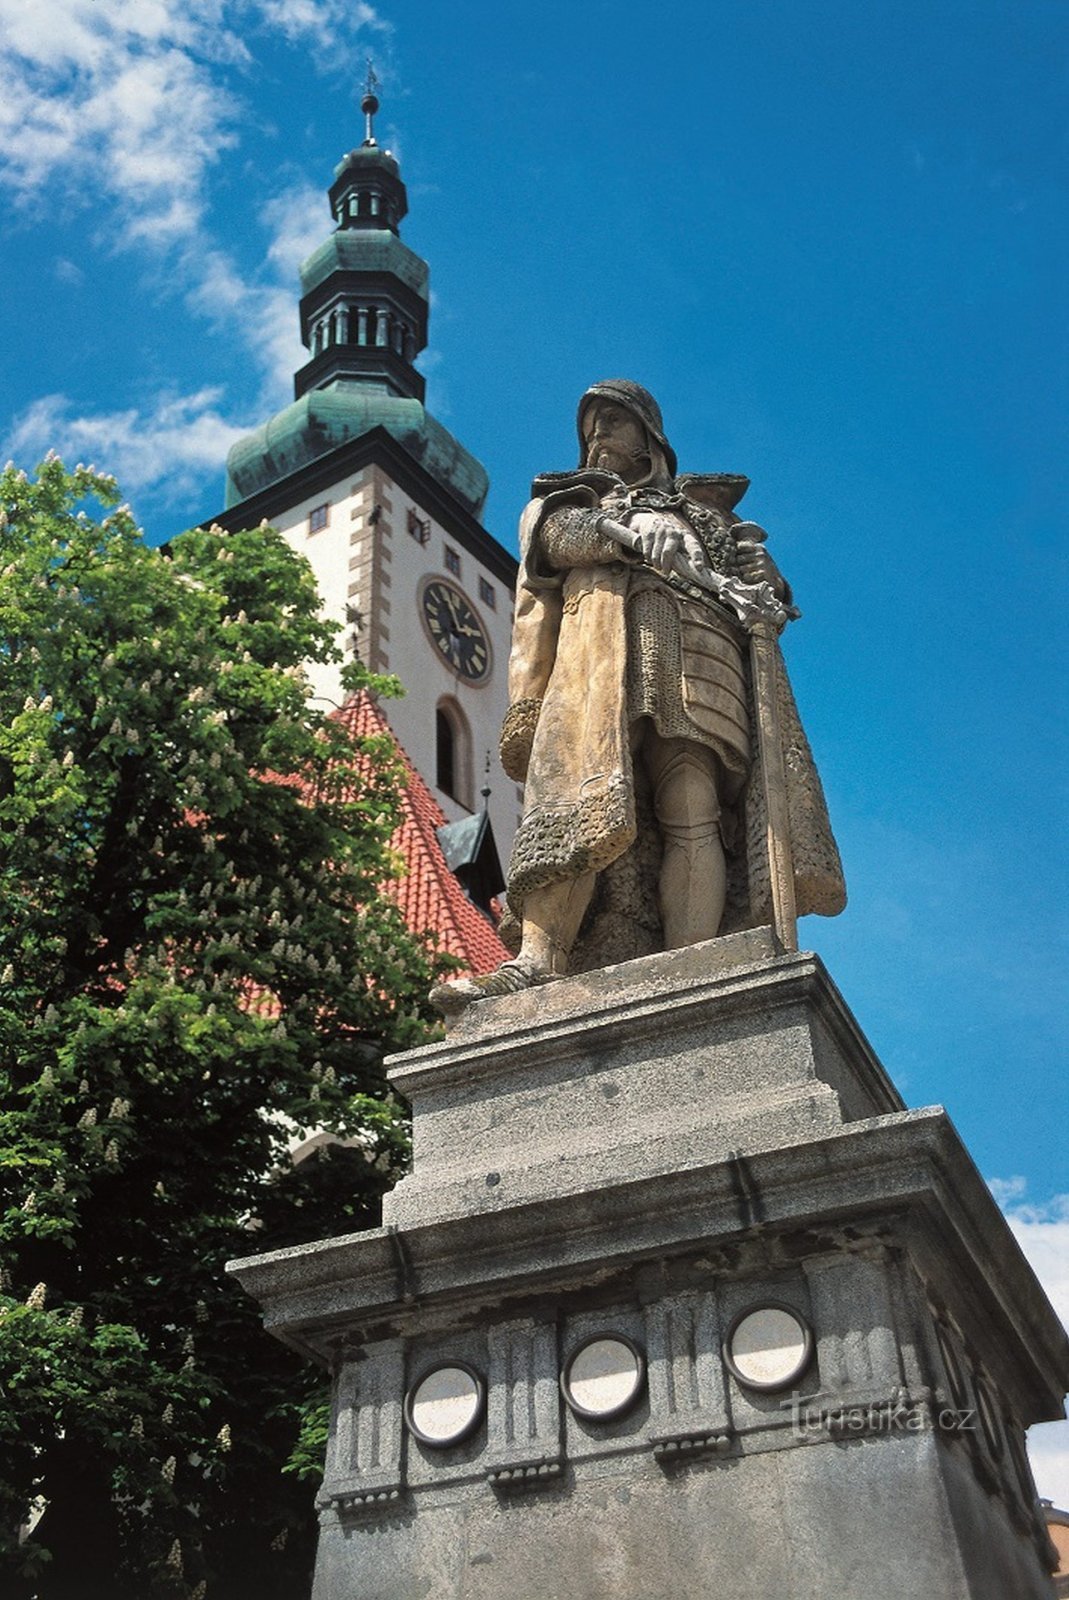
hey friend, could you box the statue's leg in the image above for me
[515,872,598,976]
[429,873,596,1014]
[643,731,725,948]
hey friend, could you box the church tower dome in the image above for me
[223,76,487,518]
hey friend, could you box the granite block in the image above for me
[228,941,1069,1600]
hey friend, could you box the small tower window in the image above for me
[408,508,431,546]
[479,576,496,609]
[308,503,330,534]
[444,545,460,577]
[348,195,358,217]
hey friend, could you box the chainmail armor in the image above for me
[539,506,622,569]
[625,581,750,783]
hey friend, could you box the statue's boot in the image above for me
[429,872,596,1015]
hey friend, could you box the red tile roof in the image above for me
[333,692,509,979]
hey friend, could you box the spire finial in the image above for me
[361,59,380,147]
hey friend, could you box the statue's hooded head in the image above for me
[576,379,678,480]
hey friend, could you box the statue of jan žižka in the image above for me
[431,380,844,1014]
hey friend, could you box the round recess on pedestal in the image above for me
[561,1333,646,1421]
[723,1302,813,1392]
[404,1361,485,1448]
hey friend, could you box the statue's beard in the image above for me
[588,443,651,481]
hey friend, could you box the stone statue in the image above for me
[431,380,844,1014]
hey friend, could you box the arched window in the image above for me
[436,698,472,808]
[436,710,455,800]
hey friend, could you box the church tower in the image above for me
[208,79,520,863]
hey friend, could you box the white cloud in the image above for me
[263,185,329,280]
[1001,1190,1069,1326]
[0,0,388,498]
[3,390,248,508]
[255,0,387,62]
[0,0,385,248]
[1029,1422,1069,1509]
[53,258,85,286]
[991,1181,1069,1508]
[0,0,246,243]
[253,284,312,406]
[182,185,327,403]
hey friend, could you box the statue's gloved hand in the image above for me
[626,510,683,575]
[676,529,713,587]
[733,521,786,596]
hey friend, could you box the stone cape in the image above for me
[497,467,845,969]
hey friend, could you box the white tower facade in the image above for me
[206,101,521,862]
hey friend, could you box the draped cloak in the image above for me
[497,467,846,965]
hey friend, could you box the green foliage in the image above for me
[0,459,438,1597]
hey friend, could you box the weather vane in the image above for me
[361,58,380,146]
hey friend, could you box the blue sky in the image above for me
[1,0,1066,1495]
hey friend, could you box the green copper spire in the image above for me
[294,76,425,401]
[223,88,488,518]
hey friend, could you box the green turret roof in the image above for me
[224,383,489,517]
[221,90,488,524]
[298,229,428,299]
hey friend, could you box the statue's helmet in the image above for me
[576,379,678,477]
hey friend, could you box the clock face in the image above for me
[420,579,492,683]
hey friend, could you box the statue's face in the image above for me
[582,400,649,481]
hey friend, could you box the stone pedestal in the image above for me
[230,933,1069,1599]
